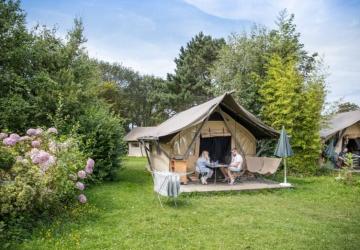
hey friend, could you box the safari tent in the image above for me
[320,110,360,155]
[136,92,281,181]
[124,127,155,157]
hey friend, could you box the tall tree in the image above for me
[168,32,225,112]
[97,61,170,130]
[212,10,318,116]
[259,54,302,134]
[212,26,270,115]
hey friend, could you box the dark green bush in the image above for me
[0,148,15,170]
[76,104,127,181]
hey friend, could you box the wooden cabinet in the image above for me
[171,159,188,184]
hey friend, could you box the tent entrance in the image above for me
[347,138,360,154]
[199,136,231,164]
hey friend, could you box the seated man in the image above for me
[226,148,243,185]
[195,150,214,185]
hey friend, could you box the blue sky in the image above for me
[22,0,360,105]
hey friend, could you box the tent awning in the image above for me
[320,110,360,140]
[133,92,278,141]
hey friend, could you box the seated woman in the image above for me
[196,151,214,185]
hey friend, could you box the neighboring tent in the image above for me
[135,92,279,174]
[320,110,360,154]
[124,127,155,157]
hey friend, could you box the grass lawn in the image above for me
[15,157,360,250]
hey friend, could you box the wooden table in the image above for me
[207,163,228,184]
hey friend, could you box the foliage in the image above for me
[212,10,320,117]
[212,26,270,115]
[337,102,359,113]
[75,105,127,181]
[259,52,325,174]
[0,127,95,244]
[0,1,125,181]
[97,61,170,129]
[168,32,225,112]
[336,153,354,185]
[212,10,326,173]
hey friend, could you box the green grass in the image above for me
[15,157,360,250]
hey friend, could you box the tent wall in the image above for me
[148,142,170,172]
[148,115,257,172]
[127,142,148,157]
[220,110,256,156]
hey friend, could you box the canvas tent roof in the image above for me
[138,92,278,140]
[124,127,156,142]
[320,110,360,140]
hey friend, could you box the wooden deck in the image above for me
[180,179,293,193]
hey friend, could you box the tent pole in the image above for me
[183,113,211,159]
[219,110,248,170]
[141,140,154,172]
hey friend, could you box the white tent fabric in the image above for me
[320,110,360,140]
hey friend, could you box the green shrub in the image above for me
[76,104,126,181]
[0,128,95,243]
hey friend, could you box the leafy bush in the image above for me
[0,128,95,243]
[76,105,127,181]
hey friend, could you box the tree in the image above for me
[337,102,359,113]
[212,10,319,116]
[212,10,327,174]
[260,53,326,174]
[212,26,270,115]
[168,32,225,112]
[97,61,170,130]
[259,54,302,134]
[0,1,126,181]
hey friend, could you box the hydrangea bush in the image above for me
[0,127,95,242]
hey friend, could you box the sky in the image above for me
[22,0,360,105]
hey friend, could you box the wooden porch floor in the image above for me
[180,179,293,193]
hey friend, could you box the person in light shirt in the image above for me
[224,148,243,185]
[195,151,214,185]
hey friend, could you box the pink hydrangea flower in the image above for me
[85,165,93,174]
[0,132,8,140]
[85,158,95,174]
[78,194,87,204]
[35,128,43,136]
[26,128,37,136]
[31,150,50,164]
[9,133,21,142]
[86,158,95,168]
[75,182,85,191]
[31,140,41,148]
[3,137,17,146]
[77,170,86,179]
[47,127,58,134]
[40,155,56,168]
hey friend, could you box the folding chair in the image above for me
[230,167,246,184]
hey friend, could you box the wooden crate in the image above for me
[171,159,188,184]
